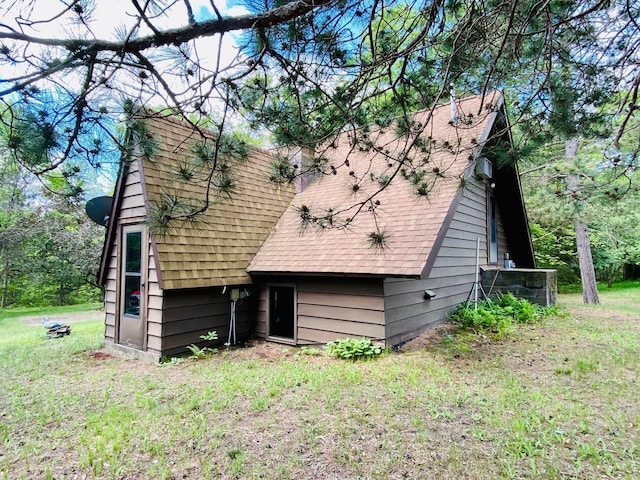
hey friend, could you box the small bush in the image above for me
[187,331,218,359]
[326,337,387,361]
[295,346,324,358]
[449,292,547,337]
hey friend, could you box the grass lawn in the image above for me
[1,290,638,479]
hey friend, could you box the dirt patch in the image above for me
[396,322,459,352]
[221,339,315,362]
[223,328,460,362]
[87,350,116,360]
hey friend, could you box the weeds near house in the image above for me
[448,292,554,337]
[186,330,219,359]
[325,337,387,360]
[295,346,324,358]
[160,356,186,366]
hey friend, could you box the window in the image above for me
[123,230,142,317]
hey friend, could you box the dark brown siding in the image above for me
[255,278,385,345]
[160,287,255,357]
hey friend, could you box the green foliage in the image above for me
[295,346,324,357]
[187,331,219,359]
[520,132,640,289]
[217,132,250,162]
[145,128,253,235]
[268,154,297,183]
[325,337,387,361]
[589,189,640,286]
[200,331,218,342]
[0,194,104,307]
[367,230,390,249]
[146,193,203,236]
[529,223,579,284]
[449,293,547,337]
[123,106,159,161]
[186,344,213,359]
[160,356,186,366]
[599,280,640,292]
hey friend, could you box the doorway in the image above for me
[118,225,146,349]
[268,285,295,340]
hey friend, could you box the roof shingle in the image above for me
[140,116,295,289]
[248,92,502,277]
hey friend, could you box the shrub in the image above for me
[326,337,387,361]
[449,292,546,337]
[186,331,219,359]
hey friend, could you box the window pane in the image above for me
[124,275,141,317]
[125,231,142,273]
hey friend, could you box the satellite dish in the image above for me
[85,196,113,227]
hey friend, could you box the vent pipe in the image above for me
[449,84,458,125]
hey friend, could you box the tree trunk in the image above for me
[574,219,600,303]
[566,138,599,304]
[1,248,8,308]
[59,279,65,306]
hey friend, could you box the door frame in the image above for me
[116,223,148,350]
[266,283,297,344]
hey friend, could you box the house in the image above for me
[97,114,295,360]
[98,92,537,361]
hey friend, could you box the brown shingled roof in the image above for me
[140,116,295,290]
[248,92,503,277]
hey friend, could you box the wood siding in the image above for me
[144,252,163,357]
[103,159,257,359]
[159,288,255,357]
[384,178,510,346]
[103,160,146,346]
[255,278,385,345]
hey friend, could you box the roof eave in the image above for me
[97,159,130,286]
[248,270,421,280]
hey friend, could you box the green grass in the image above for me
[559,279,640,294]
[0,302,102,320]
[1,291,639,479]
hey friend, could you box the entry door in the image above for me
[268,286,295,340]
[118,225,146,349]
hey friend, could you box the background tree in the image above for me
[0,192,104,307]
[0,157,32,307]
[520,103,640,290]
[20,203,104,306]
[0,142,104,307]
